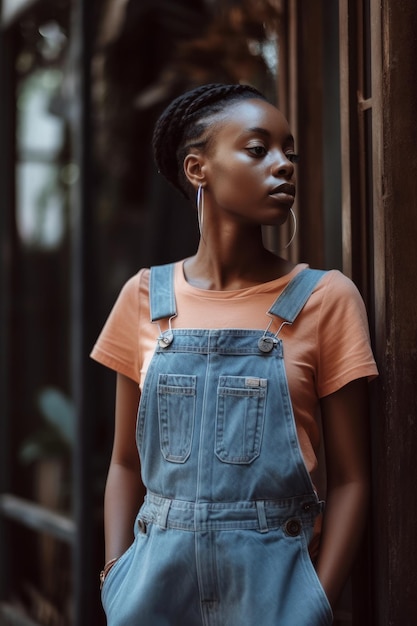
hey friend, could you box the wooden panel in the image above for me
[370,0,417,624]
[294,0,324,268]
[339,2,375,623]
[339,0,369,291]
[272,0,324,266]
[339,0,353,278]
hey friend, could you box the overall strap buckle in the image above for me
[258,269,327,351]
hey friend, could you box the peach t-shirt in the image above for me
[91,261,378,478]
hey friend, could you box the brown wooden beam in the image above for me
[294,0,325,268]
[371,0,417,623]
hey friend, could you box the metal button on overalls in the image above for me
[284,519,302,537]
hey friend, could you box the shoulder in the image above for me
[121,267,149,293]
[114,267,150,306]
[294,269,372,348]
[121,260,188,304]
[314,270,373,353]
[318,269,361,296]
[97,268,152,328]
[312,270,377,396]
[312,269,367,316]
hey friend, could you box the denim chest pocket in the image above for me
[215,375,267,464]
[157,374,196,463]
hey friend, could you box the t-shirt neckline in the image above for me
[176,260,309,299]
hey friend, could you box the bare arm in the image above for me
[104,372,146,562]
[316,378,371,609]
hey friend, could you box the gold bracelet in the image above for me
[100,557,118,589]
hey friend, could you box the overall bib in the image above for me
[101,265,333,626]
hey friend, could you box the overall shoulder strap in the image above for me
[149,263,177,322]
[268,268,327,323]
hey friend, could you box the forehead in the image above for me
[210,98,292,141]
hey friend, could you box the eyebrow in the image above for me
[243,127,295,144]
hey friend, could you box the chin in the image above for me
[263,213,290,227]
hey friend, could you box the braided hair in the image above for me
[152,83,267,198]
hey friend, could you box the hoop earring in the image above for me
[197,184,204,237]
[284,208,297,248]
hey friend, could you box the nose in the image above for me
[271,151,295,179]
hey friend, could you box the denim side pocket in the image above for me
[298,528,334,625]
[101,539,136,604]
[215,375,267,464]
[157,374,196,463]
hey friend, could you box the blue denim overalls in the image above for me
[101,264,333,626]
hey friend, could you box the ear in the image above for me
[183,153,207,190]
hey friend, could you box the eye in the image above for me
[247,145,267,157]
[286,152,299,164]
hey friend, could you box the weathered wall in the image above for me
[372,0,417,623]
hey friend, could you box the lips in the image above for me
[269,183,296,197]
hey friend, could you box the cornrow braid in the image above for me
[152,83,267,198]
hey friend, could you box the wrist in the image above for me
[99,557,119,588]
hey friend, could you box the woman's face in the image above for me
[200,99,297,227]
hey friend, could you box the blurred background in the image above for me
[0,0,416,625]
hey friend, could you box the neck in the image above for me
[184,224,295,290]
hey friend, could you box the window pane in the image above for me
[13,2,72,513]
[5,2,74,623]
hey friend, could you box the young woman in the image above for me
[91,83,378,626]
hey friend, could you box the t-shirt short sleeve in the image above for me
[316,270,378,398]
[90,270,145,383]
